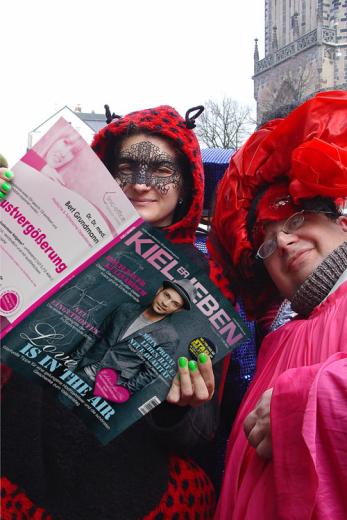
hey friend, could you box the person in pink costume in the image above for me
[208,90,347,519]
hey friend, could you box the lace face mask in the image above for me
[114,141,183,195]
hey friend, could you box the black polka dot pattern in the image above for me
[0,477,53,519]
[144,456,216,520]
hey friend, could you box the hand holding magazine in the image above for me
[1,119,249,444]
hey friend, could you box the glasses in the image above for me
[256,210,333,260]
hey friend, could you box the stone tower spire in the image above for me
[253,0,347,125]
[272,25,278,51]
[254,38,259,63]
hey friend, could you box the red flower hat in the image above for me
[208,90,347,318]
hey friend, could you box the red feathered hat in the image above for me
[208,90,347,318]
[92,105,204,245]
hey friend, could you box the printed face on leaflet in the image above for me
[113,134,184,228]
[45,136,81,169]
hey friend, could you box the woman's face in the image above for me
[45,138,76,169]
[113,134,184,228]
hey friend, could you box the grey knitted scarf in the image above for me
[291,241,347,316]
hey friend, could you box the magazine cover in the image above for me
[0,118,140,335]
[2,223,249,445]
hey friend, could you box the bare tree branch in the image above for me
[196,98,254,150]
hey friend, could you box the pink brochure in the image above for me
[0,118,142,336]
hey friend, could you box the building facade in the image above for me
[254,0,347,123]
[28,106,106,150]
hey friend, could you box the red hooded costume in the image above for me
[1,106,218,520]
[91,104,205,245]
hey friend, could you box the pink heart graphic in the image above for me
[94,368,130,404]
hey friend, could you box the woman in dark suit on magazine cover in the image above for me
[1,105,219,520]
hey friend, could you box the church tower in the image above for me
[254,0,347,123]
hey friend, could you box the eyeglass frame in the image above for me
[255,210,335,260]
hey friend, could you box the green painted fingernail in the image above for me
[198,353,208,364]
[0,191,6,200]
[179,357,187,368]
[1,182,11,193]
[4,170,14,180]
[188,360,198,372]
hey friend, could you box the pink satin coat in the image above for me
[216,280,347,520]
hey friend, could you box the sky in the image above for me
[1,0,264,166]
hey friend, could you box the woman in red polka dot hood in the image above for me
[92,104,205,245]
[1,105,218,520]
